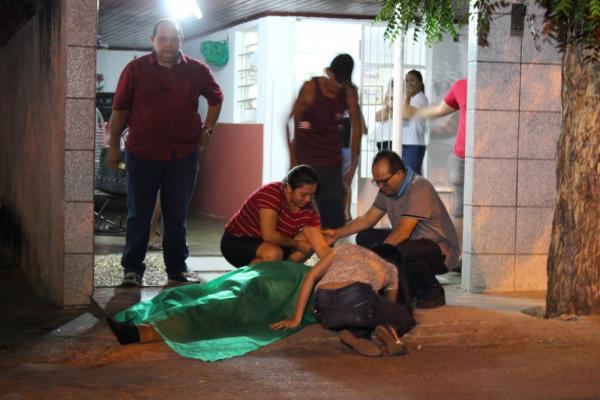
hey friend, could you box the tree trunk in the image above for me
[546,41,600,317]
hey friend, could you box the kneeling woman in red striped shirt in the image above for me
[221,165,332,267]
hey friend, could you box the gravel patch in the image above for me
[95,249,319,287]
[94,254,205,287]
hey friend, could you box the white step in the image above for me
[187,256,234,272]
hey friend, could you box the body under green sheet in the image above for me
[115,261,315,361]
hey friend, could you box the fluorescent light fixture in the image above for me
[166,0,203,20]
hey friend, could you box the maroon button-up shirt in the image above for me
[113,52,223,160]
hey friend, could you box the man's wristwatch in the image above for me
[204,126,214,137]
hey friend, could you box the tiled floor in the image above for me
[94,211,226,257]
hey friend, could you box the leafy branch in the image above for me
[376,0,600,63]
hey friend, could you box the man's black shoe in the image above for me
[167,273,192,286]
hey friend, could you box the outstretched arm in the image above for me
[413,100,456,120]
[323,206,385,241]
[270,249,336,330]
[302,226,333,259]
[287,225,334,263]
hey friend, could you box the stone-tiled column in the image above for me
[463,3,561,292]
[63,0,97,306]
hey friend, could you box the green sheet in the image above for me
[114,261,315,362]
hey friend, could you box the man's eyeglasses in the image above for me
[371,170,398,187]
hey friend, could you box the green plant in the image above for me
[376,0,600,62]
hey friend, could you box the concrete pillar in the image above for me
[0,0,96,307]
[463,2,562,292]
[63,0,97,306]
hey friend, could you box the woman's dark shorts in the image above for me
[220,231,292,268]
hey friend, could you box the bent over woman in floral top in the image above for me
[271,243,415,357]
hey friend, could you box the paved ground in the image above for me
[1,265,600,400]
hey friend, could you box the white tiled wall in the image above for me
[464,4,561,292]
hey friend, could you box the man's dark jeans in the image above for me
[121,150,199,277]
[314,282,415,339]
[402,144,426,175]
[356,229,448,301]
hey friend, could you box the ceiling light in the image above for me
[166,0,203,20]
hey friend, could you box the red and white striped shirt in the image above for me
[225,182,321,238]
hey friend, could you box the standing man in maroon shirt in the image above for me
[288,54,362,230]
[106,19,223,286]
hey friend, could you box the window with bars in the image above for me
[359,25,427,178]
[236,28,258,122]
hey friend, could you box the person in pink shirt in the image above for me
[414,79,467,218]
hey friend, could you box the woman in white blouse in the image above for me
[401,70,429,174]
[374,72,429,174]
